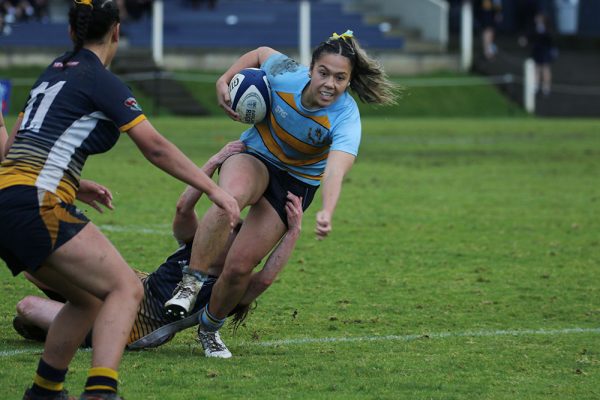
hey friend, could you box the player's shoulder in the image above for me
[264,53,307,85]
[42,50,123,91]
[329,91,359,118]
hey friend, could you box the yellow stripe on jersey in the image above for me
[246,145,324,180]
[269,113,330,155]
[129,296,155,344]
[277,92,331,130]
[278,163,323,181]
[0,165,39,189]
[128,277,168,345]
[0,165,77,203]
[120,114,147,132]
[255,122,329,167]
[52,180,78,204]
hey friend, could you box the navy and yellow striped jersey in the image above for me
[240,53,361,186]
[0,49,146,203]
[127,243,215,349]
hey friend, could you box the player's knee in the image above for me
[217,183,254,208]
[112,270,144,304]
[222,263,255,285]
[256,276,274,291]
[128,276,144,304]
[211,204,236,223]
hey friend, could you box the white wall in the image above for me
[380,0,448,48]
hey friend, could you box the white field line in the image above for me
[98,224,171,236]
[2,327,598,358]
[246,327,600,347]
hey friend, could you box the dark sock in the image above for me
[83,366,118,394]
[31,358,67,396]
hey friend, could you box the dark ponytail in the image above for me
[72,1,93,54]
[64,0,120,64]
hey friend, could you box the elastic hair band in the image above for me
[329,29,354,41]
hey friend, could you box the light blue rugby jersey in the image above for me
[240,53,361,186]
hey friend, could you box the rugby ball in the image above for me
[229,68,271,124]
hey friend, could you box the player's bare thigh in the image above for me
[218,153,269,206]
[41,222,142,301]
[223,197,287,274]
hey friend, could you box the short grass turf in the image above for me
[1,117,599,399]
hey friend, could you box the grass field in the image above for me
[1,117,599,399]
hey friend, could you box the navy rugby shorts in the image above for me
[247,152,318,226]
[0,185,89,276]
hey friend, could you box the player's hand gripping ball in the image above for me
[229,68,272,124]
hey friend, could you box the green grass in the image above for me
[1,117,600,399]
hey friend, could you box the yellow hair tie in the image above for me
[329,30,354,41]
[75,0,93,8]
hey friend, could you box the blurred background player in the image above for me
[13,141,304,358]
[0,1,238,399]
[164,30,398,339]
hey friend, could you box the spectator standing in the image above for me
[515,0,542,47]
[531,12,557,96]
[477,0,503,60]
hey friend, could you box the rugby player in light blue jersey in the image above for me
[165,31,398,340]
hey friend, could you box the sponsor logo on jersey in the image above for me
[124,97,142,112]
[274,105,288,119]
[52,61,80,68]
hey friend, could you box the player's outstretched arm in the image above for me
[316,150,355,240]
[2,114,22,160]
[172,140,246,242]
[238,192,303,306]
[0,111,8,162]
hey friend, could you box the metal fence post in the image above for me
[524,58,536,114]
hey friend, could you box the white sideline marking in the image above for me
[98,224,171,236]
[0,348,91,357]
[2,327,598,358]
[247,327,600,347]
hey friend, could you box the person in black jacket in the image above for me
[530,13,557,96]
